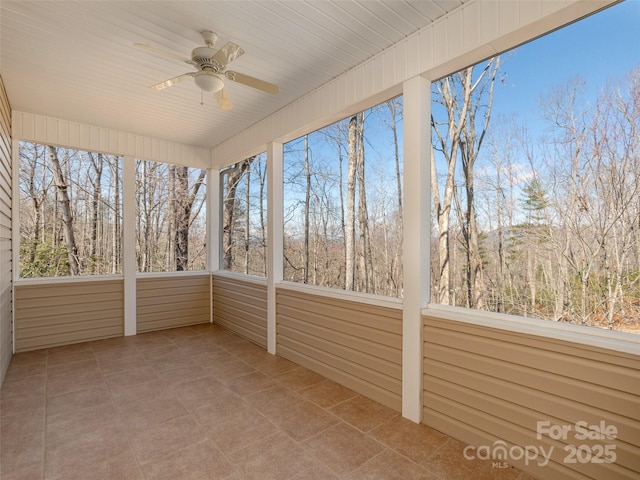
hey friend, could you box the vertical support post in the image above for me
[208,168,221,324]
[402,75,430,422]
[11,140,19,352]
[208,168,221,272]
[123,156,137,336]
[266,142,283,355]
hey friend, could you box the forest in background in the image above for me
[18,144,207,277]
[222,98,404,298]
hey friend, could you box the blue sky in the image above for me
[492,0,640,126]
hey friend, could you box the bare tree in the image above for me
[431,56,501,306]
[47,145,79,275]
[222,158,252,270]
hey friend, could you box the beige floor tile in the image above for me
[330,394,398,432]
[46,384,111,417]
[0,427,44,475]
[192,348,238,367]
[46,402,123,447]
[244,384,304,417]
[290,463,341,480]
[227,432,318,480]
[142,439,238,480]
[46,358,100,379]
[206,405,279,455]
[0,463,44,480]
[188,386,247,427]
[269,400,340,442]
[117,394,189,435]
[225,370,277,396]
[275,366,327,391]
[50,450,144,480]
[425,438,521,480]
[3,360,46,382]
[345,449,439,480]
[6,350,47,367]
[370,416,449,465]
[46,368,105,397]
[302,422,385,475]
[96,351,149,375]
[129,414,206,465]
[144,346,197,371]
[44,422,129,479]
[253,355,299,377]
[108,378,168,406]
[172,376,225,410]
[1,392,46,423]
[46,349,95,368]
[155,363,211,389]
[1,374,46,398]
[104,364,159,390]
[299,379,358,408]
[209,359,257,383]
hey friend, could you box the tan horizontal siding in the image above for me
[423,315,640,480]
[14,280,124,352]
[212,274,267,347]
[136,274,210,333]
[277,288,402,411]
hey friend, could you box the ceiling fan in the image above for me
[134,30,279,110]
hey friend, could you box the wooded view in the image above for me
[432,58,640,334]
[19,143,122,277]
[18,145,207,277]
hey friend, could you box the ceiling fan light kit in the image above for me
[134,30,279,110]
[194,72,224,93]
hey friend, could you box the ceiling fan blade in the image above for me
[225,71,279,95]
[212,42,245,67]
[214,88,233,110]
[149,73,194,91]
[134,43,197,67]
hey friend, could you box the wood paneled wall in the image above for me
[213,274,267,348]
[277,287,402,411]
[0,76,12,383]
[423,316,640,480]
[136,274,210,333]
[14,280,123,352]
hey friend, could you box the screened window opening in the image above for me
[221,153,267,277]
[283,97,403,297]
[18,141,123,278]
[430,0,640,335]
[135,160,207,272]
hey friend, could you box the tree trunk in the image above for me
[345,116,358,290]
[222,159,252,270]
[47,145,79,275]
[89,152,103,273]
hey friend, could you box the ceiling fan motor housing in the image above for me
[191,46,220,71]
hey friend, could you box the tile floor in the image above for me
[1,324,534,480]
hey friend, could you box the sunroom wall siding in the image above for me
[14,280,124,352]
[212,273,267,348]
[136,274,210,333]
[423,315,640,480]
[0,75,12,384]
[11,111,209,168]
[211,0,614,166]
[276,287,402,412]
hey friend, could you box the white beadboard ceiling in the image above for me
[0,0,468,149]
